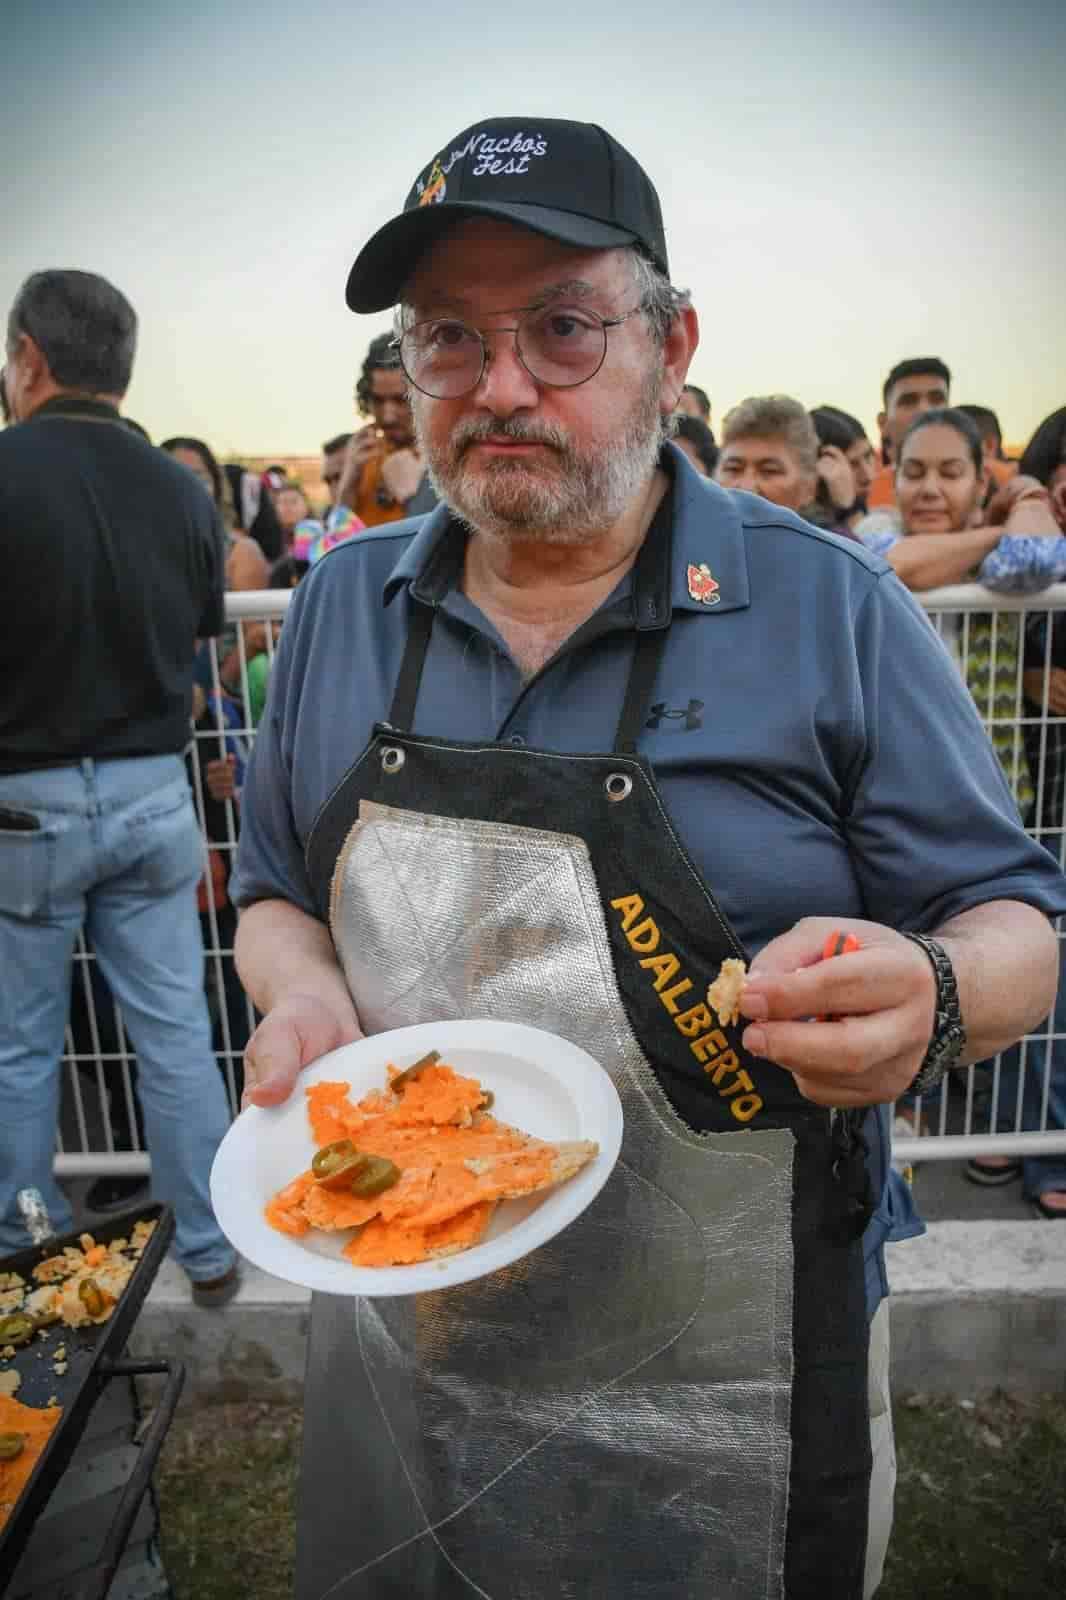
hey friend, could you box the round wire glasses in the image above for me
[391,304,643,400]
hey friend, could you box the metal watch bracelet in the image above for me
[902,932,967,1097]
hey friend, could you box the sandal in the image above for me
[964,1157,1022,1186]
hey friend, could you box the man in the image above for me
[957,403,1017,492]
[0,270,239,1305]
[231,118,1066,1599]
[673,411,718,476]
[334,332,437,526]
[319,430,351,515]
[678,380,712,426]
[865,356,951,509]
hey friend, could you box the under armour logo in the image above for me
[646,699,704,732]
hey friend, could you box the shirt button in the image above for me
[508,734,526,747]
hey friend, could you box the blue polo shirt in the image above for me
[233,444,1066,1315]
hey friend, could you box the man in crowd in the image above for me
[319,430,351,515]
[231,118,1065,1598]
[0,269,239,1305]
[333,332,437,526]
[678,380,712,428]
[672,410,718,476]
[865,356,951,509]
[957,403,1017,492]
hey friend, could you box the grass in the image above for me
[880,1392,1066,1598]
[155,1392,1066,1599]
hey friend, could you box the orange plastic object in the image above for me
[819,930,860,1020]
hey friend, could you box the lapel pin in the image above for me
[686,563,721,606]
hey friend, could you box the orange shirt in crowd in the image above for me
[351,446,410,528]
[866,462,896,509]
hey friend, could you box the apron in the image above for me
[296,502,871,1599]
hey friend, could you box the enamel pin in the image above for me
[686,563,721,605]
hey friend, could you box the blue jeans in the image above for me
[0,756,235,1280]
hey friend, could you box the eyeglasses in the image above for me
[392,302,644,400]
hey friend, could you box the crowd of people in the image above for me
[2,115,1066,1594]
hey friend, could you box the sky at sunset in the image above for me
[5,0,1064,456]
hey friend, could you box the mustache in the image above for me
[450,415,572,456]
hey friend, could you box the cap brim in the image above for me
[345,202,638,313]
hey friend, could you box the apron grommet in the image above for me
[381,746,406,773]
[605,772,633,802]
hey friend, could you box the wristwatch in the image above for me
[903,933,967,1096]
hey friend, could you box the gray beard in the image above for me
[413,365,667,546]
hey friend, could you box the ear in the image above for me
[15,332,48,387]
[659,305,699,417]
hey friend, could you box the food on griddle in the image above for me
[265,1055,598,1268]
[0,1221,156,1347]
[0,1393,62,1532]
[706,957,747,1028]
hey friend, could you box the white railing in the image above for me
[55,584,1066,1175]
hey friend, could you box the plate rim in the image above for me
[210,1018,623,1297]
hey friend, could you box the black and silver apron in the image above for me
[297,503,872,1599]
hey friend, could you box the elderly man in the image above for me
[231,119,1066,1600]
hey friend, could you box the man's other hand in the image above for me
[242,993,363,1110]
[738,917,936,1106]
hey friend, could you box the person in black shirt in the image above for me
[0,269,239,1304]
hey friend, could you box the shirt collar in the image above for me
[381,439,751,620]
[28,395,123,424]
[666,441,751,615]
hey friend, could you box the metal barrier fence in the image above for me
[54,584,1066,1176]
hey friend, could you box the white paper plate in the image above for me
[210,1018,623,1297]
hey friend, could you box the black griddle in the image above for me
[0,1202,185,1598]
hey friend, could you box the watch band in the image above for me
[902,933,967,1096]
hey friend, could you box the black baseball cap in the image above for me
[345,117,668,313]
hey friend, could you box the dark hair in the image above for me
[882,357,951,409]
[355,332,404,417]
[956,404,1003,454]
[897,406,984,476]
[682,383,711,420]
[266,462,287,478]
[1018,408,1066,487]
[270,554,310,588]
[121,417,151,443]
[674,413,718,474]
[160,436,223,504]
[809,405,867,453]
[7,270,137,396]
[322,431,352,456]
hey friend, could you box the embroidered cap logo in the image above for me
[686,563,720,606]
[418,160,447,206]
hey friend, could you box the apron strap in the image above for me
[614,626,669,754]
[388,597,435,731]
